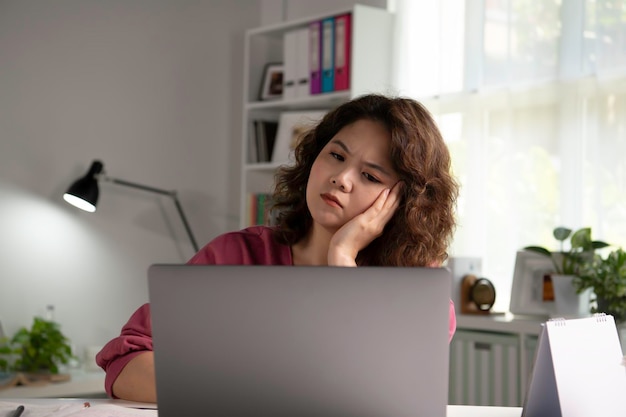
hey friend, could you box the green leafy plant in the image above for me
[574,248,626,323]
[0,337,14,372]
[0,317,74,374]
[524,226,609,275]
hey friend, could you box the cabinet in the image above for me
[240,5,394,228]
[449,314,543,407]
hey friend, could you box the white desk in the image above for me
[0,398,523,416]
[0,370,105,399]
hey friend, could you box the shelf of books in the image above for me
[240,4,394,228]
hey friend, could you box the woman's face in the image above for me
[306,119,400,232]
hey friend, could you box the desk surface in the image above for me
[0,398,523,417]
[0,370,105,399]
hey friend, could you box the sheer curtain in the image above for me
[392,0,626,311]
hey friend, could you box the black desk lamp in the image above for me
[63,160,199,252]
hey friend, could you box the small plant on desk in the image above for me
[0,317,74,379]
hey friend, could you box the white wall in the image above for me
[0,0,386,369]
[0,0,259,362]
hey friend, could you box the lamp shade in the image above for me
[63,160,103,212]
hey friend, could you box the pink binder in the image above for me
[333,13,351,91]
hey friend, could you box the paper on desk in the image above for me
[0,401,157,417]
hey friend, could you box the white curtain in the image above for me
[392,0,626,311]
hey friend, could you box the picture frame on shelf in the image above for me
[510,250,556,317]
[272,111,326,164]
[259,63,284,101]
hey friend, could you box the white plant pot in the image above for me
[551,274,591,317]
[616,321,626,350]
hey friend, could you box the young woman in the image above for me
[96,94,459,403]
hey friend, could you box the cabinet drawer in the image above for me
[449,329,521,407]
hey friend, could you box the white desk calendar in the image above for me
[522,314,626,417]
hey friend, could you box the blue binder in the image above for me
[321,17,334,93]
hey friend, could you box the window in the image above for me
[392,0,626,311]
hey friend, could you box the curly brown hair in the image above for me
[271,94,459,266]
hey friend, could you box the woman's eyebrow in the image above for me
[330,139,393,177]
[364,161,392,178]
[331,138,351,154]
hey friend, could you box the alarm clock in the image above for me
[460,274,496,314]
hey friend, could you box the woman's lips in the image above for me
[321,193,342,208]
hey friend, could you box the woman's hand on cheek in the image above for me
[327,182,403,266]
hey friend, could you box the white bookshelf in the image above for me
[240,5,394,228]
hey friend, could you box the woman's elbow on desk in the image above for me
[111,351,157,403]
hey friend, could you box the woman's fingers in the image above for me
[328,182,404,266]
[362,181,403,229]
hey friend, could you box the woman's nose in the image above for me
[331,170,353,192]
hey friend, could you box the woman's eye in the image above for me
[330,152,344,161]
[363,172,381,183]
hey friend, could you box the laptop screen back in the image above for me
[148,265,451,417]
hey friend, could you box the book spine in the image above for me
[321,17,335,93]
[333,13,351,91]
[309,20,322,94]
[295,27,310,98]
[257,194,266,225]
[249,194,257,226]
[283,30,298,99]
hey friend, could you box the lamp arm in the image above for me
[171,194,200,252]
[104,176,200,252]
[108,177,175,197]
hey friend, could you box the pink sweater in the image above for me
[96,226,457,398]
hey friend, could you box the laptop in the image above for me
[148,265,452,417]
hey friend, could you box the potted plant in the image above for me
[524,227,609,316]
[0,316,74,382]
[524,227,610,275]
[574,248,626,323]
